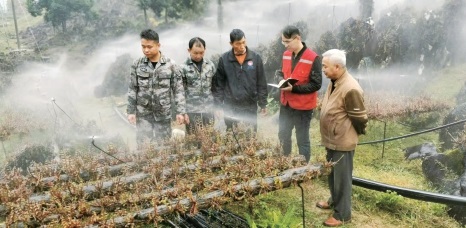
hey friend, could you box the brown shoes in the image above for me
[323,217,345,227]
[317,202,350,226]
[316,201,331,209]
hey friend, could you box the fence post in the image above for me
[382,120,387,159]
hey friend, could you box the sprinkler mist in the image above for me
[51,97,80,126]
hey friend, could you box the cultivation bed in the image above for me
[0,131,323,227]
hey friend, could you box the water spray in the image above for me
[50,98,58,132]
[90,136,125,164]
[51,97,80,126]
[224,115,244,153]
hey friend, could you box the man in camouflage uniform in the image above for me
[127,29,187,146]
[181,37,216,137]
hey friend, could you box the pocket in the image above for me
[136,68,151,88]
[157,75,171,88]
[186,72,197,85]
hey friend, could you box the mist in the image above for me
[1,0,464,150]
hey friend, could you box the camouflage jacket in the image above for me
[127,54,186,121]
[181,58,216,113]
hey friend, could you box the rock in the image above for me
[457,81,466,105]
[447,172,466,225]
[439,103,466,150]
[422,154,456,188]
[6,143,54,174]
[404,142,438,160]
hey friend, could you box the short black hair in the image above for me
[140,29,159,42]
[282,25,300,39]
[188,37,206,49]
[230,29,245,43]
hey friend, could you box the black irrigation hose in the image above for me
[51,98,80,126]
[183,214,209,228]
[297,182,305,228]
[90,136,126,164]
[220,209,249,225]
[163,220,181,228]
[231,127,244,153]
[358,119,466,145]
[225,116,245,153]
[353,177,466,205]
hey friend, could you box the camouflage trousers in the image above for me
[136,115,171,146]
[185,112,214,149]
[186,112,214,135]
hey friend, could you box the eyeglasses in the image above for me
[281,36,297,45]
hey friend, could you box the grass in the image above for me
[224,116,462,227]
[223,64,466,227]
[425,63,466,104]
[0,7,465,225]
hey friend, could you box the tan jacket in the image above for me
[320,72,368,151]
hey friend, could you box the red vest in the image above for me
[280,49,318,110]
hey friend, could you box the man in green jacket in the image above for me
[127,29,187,147]
[181,37,216,147]
[317,49,368,227]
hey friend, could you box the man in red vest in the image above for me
[278,25,322,163]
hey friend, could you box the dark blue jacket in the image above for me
[212,48,268,109]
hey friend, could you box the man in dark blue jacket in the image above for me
[212,29,268,134]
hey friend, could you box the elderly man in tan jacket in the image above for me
[317,49,368,227]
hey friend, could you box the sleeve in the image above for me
[212,56,225,109]
[172,63,186,115]
[344,89,368,135]
[126,59,138,115]
[291,56,322,94]
[256,54,268,109]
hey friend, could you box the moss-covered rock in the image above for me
[439,103,466,150]
[6,143,54,174]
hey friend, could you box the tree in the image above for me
[137,0,151,26]
[144,0,210,24]
[337,18,374,69]
[26,0,95,32]
[359,0,374,20]
[217,0,223,31]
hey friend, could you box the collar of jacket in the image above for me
[227,47,253,62]
[333,71,349,88]
[142,52,167,64]
[186,57,206,65]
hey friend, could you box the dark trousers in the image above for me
[326,148,354,222]
[278,105,313,162]
[186,112,214,135]
[224,105,258,135]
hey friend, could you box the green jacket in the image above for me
[181,58,215,113]
[127,54,186,121]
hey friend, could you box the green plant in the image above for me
[266,98,280,115]
[375,190,403,213]
[246,205,302,228]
